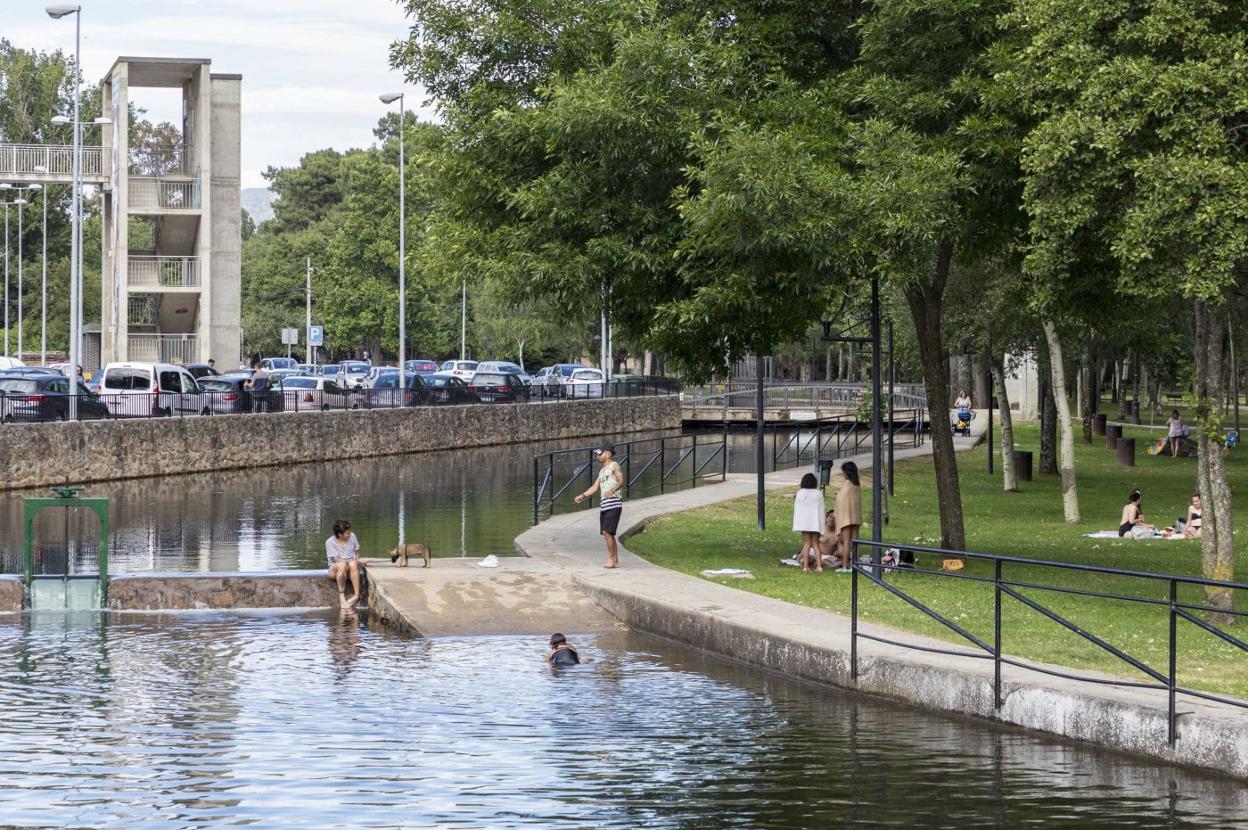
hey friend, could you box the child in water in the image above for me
[546,633,580,666]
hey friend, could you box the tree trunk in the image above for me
[1038,346,1058,475]
[518,338,526,369]
[1193,300,1235,618]
[905,240,965,551]
[825,346,834,383]
[990,359,1017,492]
[1080,349,1093,444]
[972,357,991,413]
[1042,319,1080,523]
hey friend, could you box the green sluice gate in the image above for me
[23,486,110,611]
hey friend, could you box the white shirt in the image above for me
[325,533,360,565]
[792,488,827,533]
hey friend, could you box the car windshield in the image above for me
[199,380,234,392]
[573,371,601,381]
[0,379,38,394]
[343,363,369,373]
[269,358,296,369]
[558,366,577,377]
[472,373,505,385]
[320,366,339,375]
[496,364,522,374]
[427,377,450,387]
[282,378,318,389]
[408,361,437,372]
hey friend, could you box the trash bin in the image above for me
[1106,423,1122,450]
[815,458,836,488]
[1117,437,1136,467]
[1011,450,1033,482]
[1093,413,1107,436]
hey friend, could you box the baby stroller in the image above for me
[952,408,974,437]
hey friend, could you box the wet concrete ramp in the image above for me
[365,557,620,636]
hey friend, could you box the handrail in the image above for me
[850,538,1248,746]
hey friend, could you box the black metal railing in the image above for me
[849,539,1248,745]
[768,408,926,471]
[0,379,681,423]
[533,431,728,524]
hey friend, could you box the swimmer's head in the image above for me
[549,633,567,648]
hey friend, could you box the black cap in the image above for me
[594,444,614,456]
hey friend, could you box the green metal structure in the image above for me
[22,486,110,609]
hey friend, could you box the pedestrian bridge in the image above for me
[681,382,927,424]
[0,143,109,185]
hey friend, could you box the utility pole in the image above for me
[305,258,313,364]
[870,276,882,562]
[460,278,467,360]
[756,354,766,530]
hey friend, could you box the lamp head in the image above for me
[28,184,43,191]
[92,117,112,125]
[45,4,81,18]
[51,116,71,125]
[15,199,27,206]
[379,92,403,105]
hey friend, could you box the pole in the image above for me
[397,94,406,391]
[3,203,8,356]
[600,282,608,372]
[870,277,882,560]
[41,184,47,365]
[460,278,466,360]
[68,9,81,420]
[305,258,312,365]
[887,321,895,497]
[987,389,994,474]
[16,196,23,357]
[756,354,765,530]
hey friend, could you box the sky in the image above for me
[4,0,436,187]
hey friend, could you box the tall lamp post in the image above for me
[2,196,30,356]
[1,184,44,358]
[380,92,406,392]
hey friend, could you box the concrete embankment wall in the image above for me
[0,396,680,490]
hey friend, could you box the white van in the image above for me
[98,362,203,417]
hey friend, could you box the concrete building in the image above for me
[97,57,241,369]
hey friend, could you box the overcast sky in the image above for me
[5,0,435,187]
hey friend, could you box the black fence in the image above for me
[533,432,728,524]
[0,378,681,423]
[768,408,926,471]
[850,539,1248,746]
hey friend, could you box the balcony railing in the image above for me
[129,176,200,211]
[127,334,199,364]
[128,256,200,288]
[128,144,193,177]
[0,143,106,180]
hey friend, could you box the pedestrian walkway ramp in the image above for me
[364,557,619,637]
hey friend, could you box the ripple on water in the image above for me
[0,611,1243,828]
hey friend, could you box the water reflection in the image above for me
[0,615,1241,828]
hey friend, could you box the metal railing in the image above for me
[127,335,199,364]
[128,256,200,288]
[766,408,927,471]
[533,431,728,524]
[0,380,680,424]
[0,143,106,180]
[128,177,201,210]
[682,383,928,416]
[849,539,1248,746]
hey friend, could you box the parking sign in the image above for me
[308,325,324,346]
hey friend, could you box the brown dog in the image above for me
[389,543,432,568]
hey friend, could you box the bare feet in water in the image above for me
[340,593,358,608]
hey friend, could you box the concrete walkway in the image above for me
[371,413,1248,779]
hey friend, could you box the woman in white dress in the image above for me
[793,472,827,573]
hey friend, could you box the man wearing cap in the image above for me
[575,445,624,568]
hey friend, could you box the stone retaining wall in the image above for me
[1,396,680,490]
[0,576,20,612]
[106,571,367,611]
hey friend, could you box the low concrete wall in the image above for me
[0,576,21,613]
[106,570,367,611]
[1,396,679,490]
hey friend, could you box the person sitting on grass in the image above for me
[1119,490,1156,538]
[819,510,843,569]
[326,519,364,608]
[1183,493,1203,538]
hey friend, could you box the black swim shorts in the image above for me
[600,507,622,536]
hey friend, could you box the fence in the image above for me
[0,143,106,179]
[128,177,201,210]
[849,539,1248,746]
[127,335,200,365]
[533,432,728,524]
[682,382,928,417]
[766,409,926,471]
[128,257,200,287]
[0,377,681,424]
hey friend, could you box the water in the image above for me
[0,612,1241,828]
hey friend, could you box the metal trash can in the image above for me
[1093,413,1107,436]
[1011,450,1033,482]
[1106,423,1122,450]
[815,458,836,488]
[1117,437,1136,467]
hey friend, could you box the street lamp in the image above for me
[380,92,406,393]
[1,185,44,358]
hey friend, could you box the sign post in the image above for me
[281,327,299,359]
[307,325,324,366]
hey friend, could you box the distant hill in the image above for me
[241,187,275,224]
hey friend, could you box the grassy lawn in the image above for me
[627,423,1248,700]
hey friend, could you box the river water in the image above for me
[1,611,1242,828]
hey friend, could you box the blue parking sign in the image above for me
[308,325,324,346]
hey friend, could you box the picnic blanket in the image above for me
[1084,530,1187,540]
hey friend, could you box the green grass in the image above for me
[628,423,1248,700]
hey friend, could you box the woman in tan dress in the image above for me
[834,461,863,573]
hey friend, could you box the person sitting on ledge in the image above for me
[326,518,363,608]
[546,633,580,666]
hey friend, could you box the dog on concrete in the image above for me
[389,543,432,568]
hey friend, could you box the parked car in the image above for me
[404,358,441,377]
[97,362,204,417]
[468,372,528,403]
[532,363,584,398]
[564,368,607,398]
[425,374,478,405]
[335,360,372,390]
[267,368,303,387]
[438,359,478,382]
[197,376,282,414]
[477,361,532,385]
[297,363,317,375]
[0,356,26,370]
[186,363,221,380]
[259,357,299,372]
[275,376,359,411]
[0,374,110,422]
[318,364,341,377]
[363,371,432,408]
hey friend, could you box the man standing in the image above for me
[574,445,624,569]
[244,359,270,413]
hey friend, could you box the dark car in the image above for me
[186,363,221,380]
[468,372,528,403]
[198,375,283,414]
[364,371,432,408]
[0,374,110,422]
[425,374,478,405]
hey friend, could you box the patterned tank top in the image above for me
[599,463,623,512]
